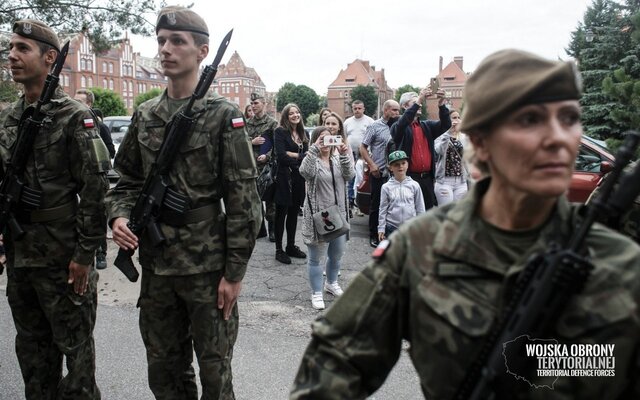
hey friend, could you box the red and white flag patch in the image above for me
[83,118,95,128]
[231,117,245,128]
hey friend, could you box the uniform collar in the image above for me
[150,89,211,122]
[432,178,573,276]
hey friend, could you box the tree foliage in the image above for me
[306,113,319,127]
[1,0,163,53]
[566,0,639,139]
[275,82,320,123]
[349,85,377,117]
[134,87,163,109]
[91,88,127,116]
[394,84,421,103]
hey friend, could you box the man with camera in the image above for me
[391,88,450,210]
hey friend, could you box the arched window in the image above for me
[102,62,107,73]
[109,63,114,74]
[109,79,114,90]
[87,77,93,87]
[81,76,86,88]
[103,78,107,88]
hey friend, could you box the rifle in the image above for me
[113,30,233,282]
[0,41,70,275]
[454,131,640,400]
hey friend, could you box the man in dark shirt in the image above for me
[391,88,450,209]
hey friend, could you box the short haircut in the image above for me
[191,32,209,46]
[75,89,95,106]
[383,99,399,110]
[399,92,418,107]
[351,100,364,107]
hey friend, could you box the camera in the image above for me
[323,135,343,146]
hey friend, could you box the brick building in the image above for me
[61,33,167,114]
[327,59,394,120]
[425,56,467,119]
[214,51,275,115]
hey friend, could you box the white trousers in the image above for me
[435,176,468,206]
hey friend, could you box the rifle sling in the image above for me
[160,202,221,226]
[15,201,77,224]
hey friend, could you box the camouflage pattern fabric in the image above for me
[246,113,277,165]
[139,270,237,400]
[290,178,640,400]
[6,265,100,400]
[106,90,261,280]
[0,88,107,400]
[106,90,259,398]
[587,163,640,244]
[247,113,278,224]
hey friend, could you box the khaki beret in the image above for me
[250,92,264,102]
[12,19,60,52]
[156,6,208,37]
[460,49,582,132]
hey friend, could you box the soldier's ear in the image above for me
[197,43,209,64]
[44,48,57,67]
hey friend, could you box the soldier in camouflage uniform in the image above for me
[1,20,108,400]
[106,7,261,400]
[587,161,640,243]
[290,50,640,399]
[246,92,278,241]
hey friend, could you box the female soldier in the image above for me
[290,49,640,399]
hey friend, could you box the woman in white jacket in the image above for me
[433,109,470,205]
[299,127,355,310]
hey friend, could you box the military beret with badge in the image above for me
[12,19,60,52]
[156,6,209,37]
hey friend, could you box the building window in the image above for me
[150,73,157,79]
[80,59,86,70]
[87,60,93,71]
[88,77,93,87]
[122,81,127,91]
[109,79,114,90]
[103,78,107,88]
[128,82,133,92]
[102,62,107,73]
[81,76,86,88]
[109,63,114,74]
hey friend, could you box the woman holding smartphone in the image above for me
[300,127,354,310]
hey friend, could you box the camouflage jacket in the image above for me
[0,88,109,267]
[106,91,261,281]
[291,179,640,400]
[246,113,277,163]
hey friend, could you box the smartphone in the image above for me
[429,78,439,93]
[323,135,343,146]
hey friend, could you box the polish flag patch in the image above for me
[83,118,95,128]
[231,117,245,128]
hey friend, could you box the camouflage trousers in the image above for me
[138,270,238,400]
[6,265,100,400]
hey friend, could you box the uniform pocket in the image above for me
[34,127,69,181]
[417,275,495,337]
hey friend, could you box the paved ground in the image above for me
[0,214,423,399]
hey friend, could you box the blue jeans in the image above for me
[306,234,347,293]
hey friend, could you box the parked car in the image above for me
[568,135,614,203]
[102,116,132,181]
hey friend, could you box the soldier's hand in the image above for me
[68,261,90,295]
[257,154,267,163]
[251,136,266,146]
[112,217,138,251]
[217,277,242,321]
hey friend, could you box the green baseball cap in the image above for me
[388,150,409,164]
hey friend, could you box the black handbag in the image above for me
[257,158,277,201]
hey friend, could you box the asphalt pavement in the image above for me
[0,213,423,399]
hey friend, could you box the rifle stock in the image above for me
[113,30,233,282]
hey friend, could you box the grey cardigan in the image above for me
[299,144,355,244]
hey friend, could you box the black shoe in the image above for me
[369,237,379,248]
[276,249,291,264]
[268,230,276,242]
[286,245,307,259]
[96,252,107,270]
[257,222,267,239]
[298,207,303,217]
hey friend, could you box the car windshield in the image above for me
[582,135,609,153]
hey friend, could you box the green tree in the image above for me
[349,85,377,117]
[91,88,127,116]
[394,84,421,103]
[1,0,161,52]
[275,83,320,122]
[134,88,163,109]
[306,113,319,127]
[566,0,636,139]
